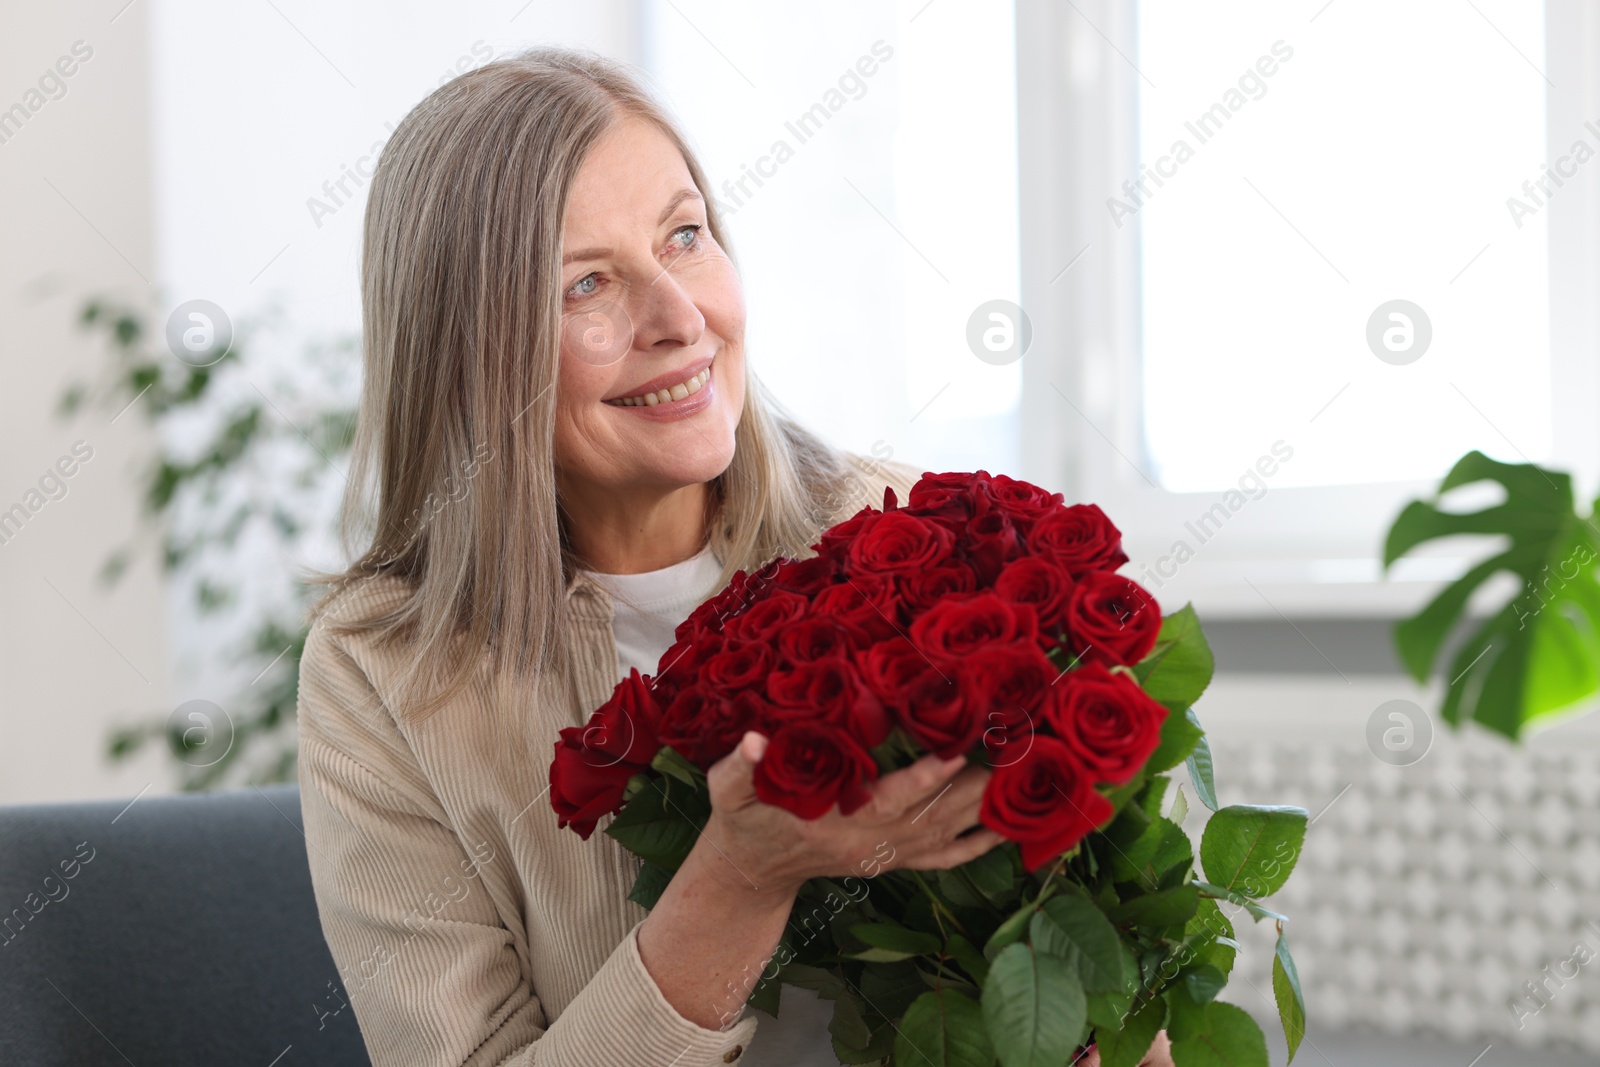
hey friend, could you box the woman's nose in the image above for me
[630,267,705,351]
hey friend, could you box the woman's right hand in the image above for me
[698,730,1007,897]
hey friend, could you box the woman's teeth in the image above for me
[606,363,712,407]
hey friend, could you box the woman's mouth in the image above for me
[603,357,714,408]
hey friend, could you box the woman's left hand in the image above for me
[1079,1030,1173,1066]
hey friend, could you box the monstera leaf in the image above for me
[1384,450,1600,739]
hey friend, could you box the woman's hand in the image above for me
[699,730,1006,896]
[1080,1031,1173,1066]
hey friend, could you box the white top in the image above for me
[578,545,838,1067]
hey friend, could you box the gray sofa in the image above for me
[0,784,371,1065]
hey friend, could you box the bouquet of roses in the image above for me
[550,471,1307,1067]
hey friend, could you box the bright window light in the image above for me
[1135,0,1551,492]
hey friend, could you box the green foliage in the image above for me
[1166,997,1268,1067]
[604,776,709,870]
[1093,994,1165,1067]
[65,298,359,790]
[982,942,1086,1067]
[1385,449,1600,739]
[896,988,993,1067]
[1272,927,1306,1063]
[1199,806,1307,899]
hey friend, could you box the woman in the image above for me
[297,46,1170,1067]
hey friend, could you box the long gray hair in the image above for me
[307,46,858,722]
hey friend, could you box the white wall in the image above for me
[0,0,175,804]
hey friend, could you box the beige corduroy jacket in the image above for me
[296,452,923,1067]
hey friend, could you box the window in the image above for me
[1018,0,1600,615]
[642,0,1022,477]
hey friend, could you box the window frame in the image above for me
[1014,0,1600,619]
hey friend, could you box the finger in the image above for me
[1078,1047,1101,1067]
[934,764,993,816]
[708,730,768,810]
[913,827,1006,871]
[900,764,991,836]
[867,752,966,815]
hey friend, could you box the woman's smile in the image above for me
[602,352,715,410]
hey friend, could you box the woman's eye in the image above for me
[668,224,701,253]
[567,274,599,299]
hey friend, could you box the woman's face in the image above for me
[553,116,746,499]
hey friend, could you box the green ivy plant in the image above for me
[1383,450,1600,740]
[61,298,357,789]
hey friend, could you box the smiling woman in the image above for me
[291,45,1027,1067]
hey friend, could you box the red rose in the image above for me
[1042,663,1168,785]
[892,668,980,759]
[676,559,782,642]
[906,471,992,523]
[858,636,932,704]
[549,730,640,839]
[699,641,775,694]
[979,735,1112,871]
[964,509,1025,586]
[771,554,838,598]
[723,589,811,644]
[811,573,901,643]
[815,505,880,561]
[775,616,866,664]
[580,667,662,766]
[959,643,1057,764]
[1064,572,1161,666]
[994,557,1077,647]
[652,630,726,699]
[1026,504,1129,578]
[987,474,1065,528]
[846,510,955,576]
[752,721,880,819]
[657,688,758,769]
[909,592,1039,661]
[897,562,979,617]
[766,657,891,746]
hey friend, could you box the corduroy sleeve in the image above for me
[296,616,761,1067]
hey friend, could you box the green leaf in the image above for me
[778,962,847,1000]
[747,969,782,1016]
[1191,881,1288,924]
[985,891,1053,961]
[650,744,700,787]
[1184,896,1238,979]
[1107,885,1199,929]
[896,987,995,1067]
[1199,805,1307,899]
[1134,604,1216,710]
[860,959,929,1019]
[939,845,1017,909]
[946,933,992,986]
[1093,993,1166,1067]
[982,942,1087,1067]
[1185,711,1219,812]
[1145,699,1205,774]
[1169,783,1190,826]
[1109,815,1193,889]
[1167,1000,1268,1067]
[1273,930,1307,1063]
[603,777,706,870]
[1384,450,1600,739]
[626,861,673,910]
[845,922,942,962]
[1033,896,1134,994]
[828,989,873,1049]
[1182,964,1227,1004]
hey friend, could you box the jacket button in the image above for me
[722,1045,743,1062]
